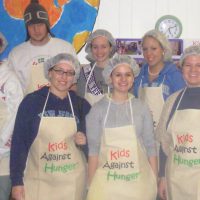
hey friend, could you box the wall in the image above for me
[78,0,200,63]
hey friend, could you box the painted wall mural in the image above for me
[0,0,100,60]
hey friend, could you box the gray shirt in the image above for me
[86,95,156,157]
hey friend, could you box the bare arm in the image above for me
[148,156,158,179]
[158,177,167,200]
[88,155,98,186]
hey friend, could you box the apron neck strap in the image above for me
[103,96,134,127]
[175,88,187,111]
[41,90,50,117]
[68,92,75,118]
[41,90,75,118]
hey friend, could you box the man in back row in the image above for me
[8,0,77,94]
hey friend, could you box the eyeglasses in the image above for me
[52,68,75,77]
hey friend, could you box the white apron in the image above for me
[86,99,157,200]
[139,77,165,169]
[138,77,165,130]
[166,88,200,200]
[26,58,50,94]
[23,91,86,200]
[84,63,105,105]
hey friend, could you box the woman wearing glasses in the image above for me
[10,53,90,200]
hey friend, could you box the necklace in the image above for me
[148,67,160,76]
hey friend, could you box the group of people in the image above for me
[0,1,200,200]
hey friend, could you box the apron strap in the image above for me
[103,96,134,127]
[129,98,134,125]
[175,88,186,111]
[103,97,111,127]
[168,88,186,133]
[67,92,75,118]
[41,90,50,117]
[139,76,144,87]
[41,90,75,118]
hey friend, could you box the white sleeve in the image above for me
[0,73,23,158]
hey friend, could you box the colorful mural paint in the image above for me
[0,0,100,59]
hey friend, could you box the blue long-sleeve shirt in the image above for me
[134,61,186,100]
[10,86,90,186]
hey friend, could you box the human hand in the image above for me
[74,132,86,146]
[158,177,167,200]
[12,185,25,200]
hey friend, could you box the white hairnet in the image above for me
[102,54,140,85]
[85,29,116,62]
[0,32,7,54]
[142,29,172,62]
[180,45,200,67]
[44,53,80,82]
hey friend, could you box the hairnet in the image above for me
[102,54,140,85]
[0,32,7,54]
[85,29,116,62]
[180,45,200,67]
[142,29,172,62]
[44,53,80,82]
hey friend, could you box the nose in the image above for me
[120,75,127,81]
[32,24,40,32]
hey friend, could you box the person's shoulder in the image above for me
[87,98,107,117]
[69,91,90,106]
[163,61,181,74]
[24,87,48,103]
[135,63,147,79]
[10,41,30,54]
[94,95,109,109]
[166,89,182,102]
[50,37,73,46]
[131,96,147,109]
[69,91,91,114]
[0,61,19,81]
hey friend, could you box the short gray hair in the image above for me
[142,29,172,62]
[180,45,200,67]
[44,53,80,82]
[102,54,140,85]
[85,29,116,62]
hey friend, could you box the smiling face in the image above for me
[110,63,134,95]
[182,55,200,87]
[142,36,164,69]
[48,62,75,98]
[91,36,112,67]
